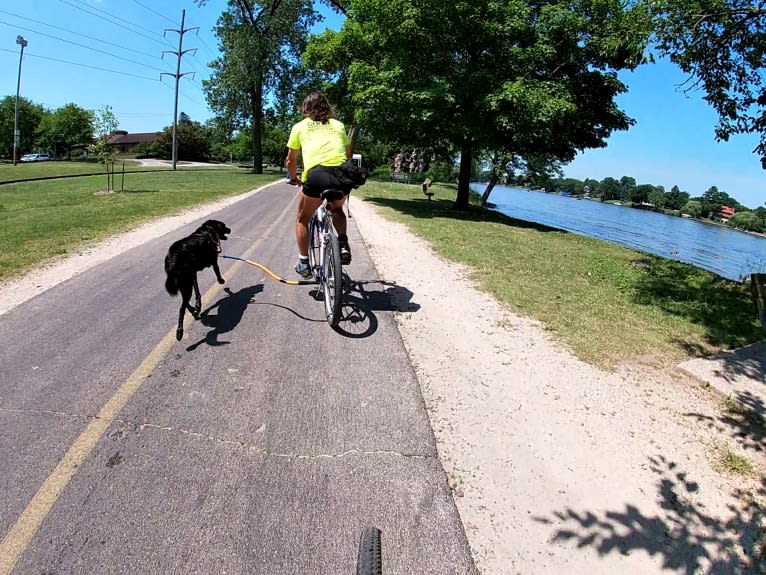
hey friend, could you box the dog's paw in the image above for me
[218,278,225,285]
[175,328,183,341]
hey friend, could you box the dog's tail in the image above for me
[164,254,179,295]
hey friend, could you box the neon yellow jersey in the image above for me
[287,117,349,180]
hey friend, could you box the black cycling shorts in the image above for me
[302,165,353,199]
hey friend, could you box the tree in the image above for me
[600,177,622,200]
[631,183,656,204]
[620,176,636,201]
[648,186,667,207]
[88,106,119,192]
[584,178,601,197]
[728,210,764,232]
[37,103,94,160]
[0,96,45,158]
[152,113,211,162]
[198,0,319,173]
[306,0,649,210]
[649,0,766,168]
[665,185,690,210]
[682,199,703,218]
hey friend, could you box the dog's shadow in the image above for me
[186,285,264,351]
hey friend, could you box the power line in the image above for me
[195,33,219,61]
[56,0,172,49]
[159,80,206,108]
[0,19,170,73]
[60,0,168,38]
[0,48,159,81]
[131,0,178,26]
[0,8,164,61]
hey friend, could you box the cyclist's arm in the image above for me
[345,144,352,161]
[285,147,300,183]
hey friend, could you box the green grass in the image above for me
[0,167,279,282]
[355,181,764,367]
[0,157,233,183]
[717,445,755,475]
[0,158,148,182]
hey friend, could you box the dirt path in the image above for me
[1,187,763,573]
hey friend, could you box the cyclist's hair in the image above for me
[302,92,333,123]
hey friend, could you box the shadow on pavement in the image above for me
[186,285,264,351]
[333,276,419,339]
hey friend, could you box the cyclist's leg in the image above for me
[305,166,352,262]
[296,190,322,257]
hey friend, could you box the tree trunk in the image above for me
[250,79,264,174]
[347,124,358,149]
[480,173,498,207]
[455,144,472,211]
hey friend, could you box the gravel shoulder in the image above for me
[1,186,763,573]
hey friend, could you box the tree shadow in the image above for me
[362,195,561,232]
[629,257,764,351]
[186,285,264,351]
[700,343,766,388]
[685,390,766,454]
[535,455,765,573]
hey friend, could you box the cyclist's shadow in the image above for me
[186,285,264,351]
[329,274,420,338]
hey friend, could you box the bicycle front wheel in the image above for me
[322,230,343,327]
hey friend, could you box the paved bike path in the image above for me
[0,182,476,574]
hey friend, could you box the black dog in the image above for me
[164,219,231,340]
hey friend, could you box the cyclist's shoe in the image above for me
[295,258,312,279]
[339,239,352,265]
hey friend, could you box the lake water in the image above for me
[470,184,766,281]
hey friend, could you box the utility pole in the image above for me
[13,35,28,166]
[161,9,197,171]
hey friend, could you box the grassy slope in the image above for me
[355,181,762,367]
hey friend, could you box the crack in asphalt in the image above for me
[0,405,433,461]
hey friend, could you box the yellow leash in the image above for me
[222,255,317,285]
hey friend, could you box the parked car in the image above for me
[20,153,50,162]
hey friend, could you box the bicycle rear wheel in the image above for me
[322,229,343,327]
[307,214,321,281]
[356,527,382,575]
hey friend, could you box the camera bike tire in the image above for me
[322,230,343,327]
[356,527,382,575]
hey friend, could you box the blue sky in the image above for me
[2,1,763,208]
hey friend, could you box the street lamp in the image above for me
[13,35,28,166]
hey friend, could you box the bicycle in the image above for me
[223,186,350,328]
[307,188,347,327]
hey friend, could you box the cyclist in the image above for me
[285,91,354,279]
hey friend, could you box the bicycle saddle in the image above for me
[320,188,346,201]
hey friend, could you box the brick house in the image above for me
[108,131,158,153]
[716,205,735,222]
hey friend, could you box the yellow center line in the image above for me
[0,186,295,575]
